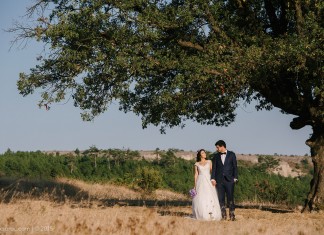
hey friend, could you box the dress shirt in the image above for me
[221,152,227,164]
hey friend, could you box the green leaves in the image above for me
[134,166,162,193]
[12,0,323,133]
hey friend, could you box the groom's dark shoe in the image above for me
[229,211,236,221]
[221,210,227,220]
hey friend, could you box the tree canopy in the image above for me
[11,0,324,211]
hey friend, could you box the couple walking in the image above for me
[192,140,238,221]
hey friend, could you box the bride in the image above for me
[192,149,222,221]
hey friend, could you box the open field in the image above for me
[1,200,324,235]
[0,178,323,235]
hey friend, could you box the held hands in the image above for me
[211,179,217,186]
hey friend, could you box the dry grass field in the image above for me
[0,178,323,235]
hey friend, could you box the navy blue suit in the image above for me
[211,150,238,215]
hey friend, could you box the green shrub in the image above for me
[134,166,162,193]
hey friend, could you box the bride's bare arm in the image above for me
[209,160,212,173]
[194,165,198,189]
[210,160,217,186]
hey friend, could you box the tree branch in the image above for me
[203,69,222,76]
[177,40,204,51]
[264,0,280,36]
[294,0,304,35]
[290,116,313,130]
[204,8,230,42]
[278,0,288,33]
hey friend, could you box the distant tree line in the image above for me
[0,148,312,206]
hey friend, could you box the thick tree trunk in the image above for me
[302,126,324,212]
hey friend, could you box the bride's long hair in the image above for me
[196,149,206,162]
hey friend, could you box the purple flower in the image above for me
[189,188,197,198]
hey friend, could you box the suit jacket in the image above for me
[211,150,238,183]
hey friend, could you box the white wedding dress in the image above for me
[192,161,222,221]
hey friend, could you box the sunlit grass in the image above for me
[0,178,323,235]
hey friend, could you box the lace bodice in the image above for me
[195,161,211,177]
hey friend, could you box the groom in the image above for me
[211,140,238,221]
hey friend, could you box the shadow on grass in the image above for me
[157,210,192,217]
[156,205,294,218]
[0,177,191,207]
[236,204,294,213]
[99,198,191,207]
[0,177,89,203]
[0,178,294,215]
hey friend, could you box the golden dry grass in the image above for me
[0,178,323,235]
[55,178,187,201]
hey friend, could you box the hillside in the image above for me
[44,150,311,178]
[139,150,311,178]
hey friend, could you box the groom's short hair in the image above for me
[215,140,226,148]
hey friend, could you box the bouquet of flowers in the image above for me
[189,188,197,198]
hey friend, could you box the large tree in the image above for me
[11,0,323,211]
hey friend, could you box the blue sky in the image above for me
[0,1,312,155]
